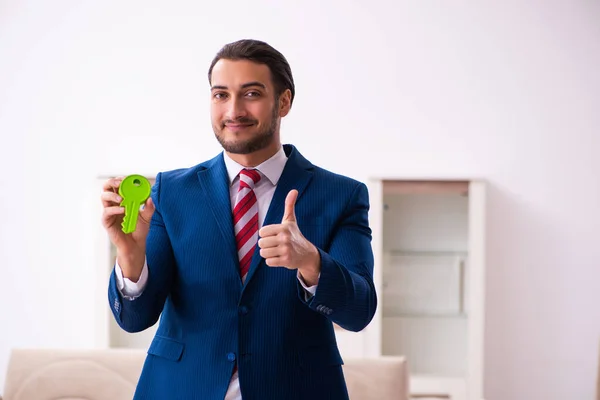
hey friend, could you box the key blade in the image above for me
[122,201,142,234]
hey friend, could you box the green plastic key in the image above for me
[118,175,152,234]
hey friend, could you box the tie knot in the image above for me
[239,168,261,189]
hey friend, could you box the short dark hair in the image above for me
[208,39,295,105]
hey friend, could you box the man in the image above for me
[102,39,377,400]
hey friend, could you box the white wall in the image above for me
[1,1,599,399]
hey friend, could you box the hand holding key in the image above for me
[101,175,155,281]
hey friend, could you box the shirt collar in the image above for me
[223,145,288,186]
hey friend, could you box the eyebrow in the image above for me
[211,81,267,91]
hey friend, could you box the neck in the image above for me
[226,140,281,167]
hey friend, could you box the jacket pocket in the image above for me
[298,344,344,369]
[148,335,184,361]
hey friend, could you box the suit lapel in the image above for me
[243,145,314,288]
[197,155,241,285]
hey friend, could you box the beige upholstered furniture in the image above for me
[343,356,409,399]
[2,349,144,400]
[2,349,408,400]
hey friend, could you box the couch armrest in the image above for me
[343,356,409,400]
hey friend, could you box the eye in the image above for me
[213,92,228,100]
[245,91,261,98]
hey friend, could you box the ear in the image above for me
[278,89,292,118]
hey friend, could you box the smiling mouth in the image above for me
[224,123,255,131]
[226,123,253,127]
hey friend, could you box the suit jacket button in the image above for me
[227,353,236,362]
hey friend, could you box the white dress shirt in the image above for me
[114,145,318,400]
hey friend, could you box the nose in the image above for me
[225,97,248,121]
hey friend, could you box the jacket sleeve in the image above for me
[108,172,176,333]
[297,182,377,332]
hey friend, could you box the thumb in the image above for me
[139,196,155,226]
[282,189,298,223]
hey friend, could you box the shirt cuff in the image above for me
[115,257,149,300]
[297,270,319,300]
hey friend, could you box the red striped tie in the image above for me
[233,168,261,281]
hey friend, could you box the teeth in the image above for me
[122,214,130,230]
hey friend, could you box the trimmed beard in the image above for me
[214,103,280,155]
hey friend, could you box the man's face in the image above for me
[210,59,284,154]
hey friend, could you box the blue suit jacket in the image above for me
[108,144,377,400]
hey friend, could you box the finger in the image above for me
[259,247,281,259]
[259,224,284,238]
[282,189,298,223]
[257,236,280,249]
[265,256,284,267]
[102,177,125,193]
[101,191,123,208]
[102,206,125,219]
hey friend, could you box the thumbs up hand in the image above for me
[258,189,321,285]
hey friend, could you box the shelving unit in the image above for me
[337,178,486,400]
